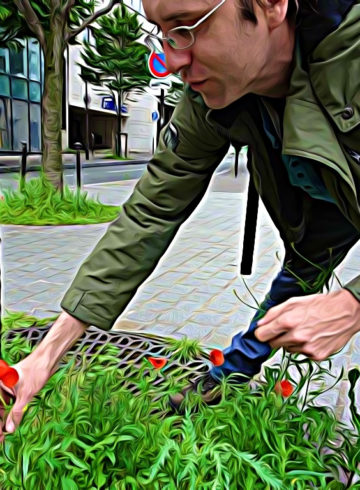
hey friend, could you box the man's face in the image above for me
[143,0,277,109]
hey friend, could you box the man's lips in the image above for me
[189,80,207,89]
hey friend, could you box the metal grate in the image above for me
[4,324,211,398]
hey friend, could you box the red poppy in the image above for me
[274,380,294,398]
[147,357,168,369]
[209,349,225,366]
[0,361,19,388]
[0,360,10,378]
[1,368,19,388]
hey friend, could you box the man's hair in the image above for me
[238,0,317,23]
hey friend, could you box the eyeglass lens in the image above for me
[167,29,193,49]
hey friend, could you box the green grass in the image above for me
[1,310,60,335]
[0,315,359,489]
[0,175,121,225]
[103,153,133,161]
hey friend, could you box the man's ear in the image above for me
[262,0,289,30]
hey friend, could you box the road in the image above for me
[0,152,249,193]
[0,162,147,191]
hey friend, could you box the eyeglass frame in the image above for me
[145,0,227,51]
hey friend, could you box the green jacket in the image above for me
[61,3,360,330]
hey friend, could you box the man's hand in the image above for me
[0,359,52,443]
[0,311,88,443]
[254,289,360,361]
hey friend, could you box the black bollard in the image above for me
[20,141,28,192]
[73,142,82,191]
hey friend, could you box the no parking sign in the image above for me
[148,51,171,78]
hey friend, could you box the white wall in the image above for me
[66,0,158,153]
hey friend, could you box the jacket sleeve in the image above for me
[344,277,360,303]
[60,91,229,330]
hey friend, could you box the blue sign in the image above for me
[101,98,128,114]
[152,111,159,122]
[102,97,116,111]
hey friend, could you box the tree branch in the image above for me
[65,0,120,43]
[61,0,76,20]
[13,0,46,50]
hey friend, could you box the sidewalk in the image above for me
[1,174,360,428]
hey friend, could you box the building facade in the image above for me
[0,39,43,152]
[65,0,161,157]
[0,0,173,158]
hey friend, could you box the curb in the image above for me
[0,158,150,174]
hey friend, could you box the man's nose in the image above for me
[163,45,191,74]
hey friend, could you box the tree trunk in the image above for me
[41,30,65,190]
[116,90,122,158]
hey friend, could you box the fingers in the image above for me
[5,401,28,434]
[0,383,16,443]
[255,324,288,343]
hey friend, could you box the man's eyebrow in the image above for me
[148,8,206,25]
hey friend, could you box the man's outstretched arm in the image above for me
[0,312,88,441]
[61,90,229,330]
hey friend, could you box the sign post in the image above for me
[149,79,172,146]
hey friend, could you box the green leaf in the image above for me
[61,477,79,490]
[63,452,90,471]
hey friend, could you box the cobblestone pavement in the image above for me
[1,174,360,428]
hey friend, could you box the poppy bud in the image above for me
[209,349,225,366]
[274,380,294,398]
[147,357,167,369]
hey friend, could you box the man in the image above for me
[1,0,359,438]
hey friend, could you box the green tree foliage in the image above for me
[0,0,122,189]
[165,78,185,107]
[80,4,151,157]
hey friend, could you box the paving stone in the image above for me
[156,309,193,325]
[139,324,178,336]
[189,311,225,327]
[203,332,233,348]
[125,309,160,323]
[176,323,213,339]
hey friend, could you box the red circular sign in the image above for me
[148,52,171,78]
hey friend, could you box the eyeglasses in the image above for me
[145,0,227,51]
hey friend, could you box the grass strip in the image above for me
[0,175,121,225]
[0,317,358,489]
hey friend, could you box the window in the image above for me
[9,43,27,77]
[12,100,29,150]
[11,78,28,100]
[0,48,9,73]
[0,98,11,149]
[29,39,41,81]
[0,75,10,97]
[29,81,41,102]
[30,103,41,151]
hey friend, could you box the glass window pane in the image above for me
[41,50,44,85]
[9,43,27,77]
[0,75,10,97]
[30,103,41,151]
[11,78,28,100]
[12,100,29,150]
[29,39,41,81]
[29,81,41,102]
[0,97,12,150]
[0,48,9,73]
